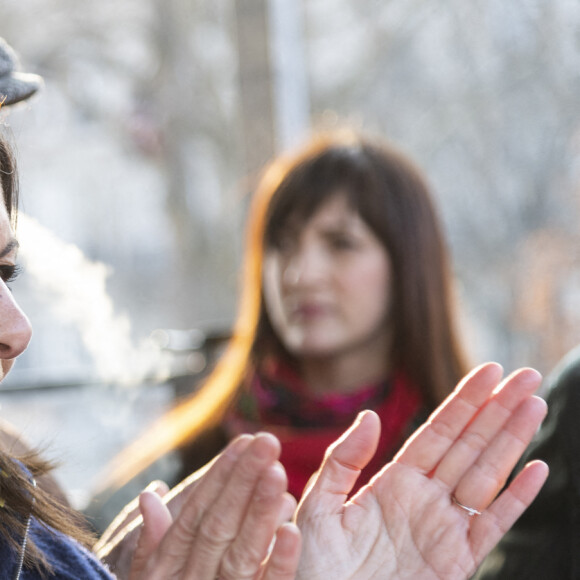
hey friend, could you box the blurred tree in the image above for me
[2,0,580,380]
[303,0,580,373]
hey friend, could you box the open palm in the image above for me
[295,363,549,580]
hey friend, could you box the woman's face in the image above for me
[0,192,32,382]
[263,194,392,359]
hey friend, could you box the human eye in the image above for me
[0,263,22,287]
[328,233,358,251]
[271,231,296,254]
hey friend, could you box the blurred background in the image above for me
[2,0,580,508]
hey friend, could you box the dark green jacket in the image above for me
[473,346,580,579]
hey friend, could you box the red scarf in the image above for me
[225,361,424,499]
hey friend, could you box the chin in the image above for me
[289,342,342,358]
[281,327,344,357]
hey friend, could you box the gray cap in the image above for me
[0,37,43,106]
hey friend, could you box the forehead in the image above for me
[266,186,371,247]
[295,194,363,230]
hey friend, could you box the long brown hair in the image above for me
[104,129,470,489]
[0,134,94,574]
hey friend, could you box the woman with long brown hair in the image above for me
[105,128,471,500]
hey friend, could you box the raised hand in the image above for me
[295,363,549,580]
[98,433,301,580]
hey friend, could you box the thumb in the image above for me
[129,491,173,580]
[297,411,381,517]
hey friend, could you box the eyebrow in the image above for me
[0,238,19,259]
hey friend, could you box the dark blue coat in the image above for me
[1,513,114,579]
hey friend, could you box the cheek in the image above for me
[345,256,392,316]
[262,255,286,323]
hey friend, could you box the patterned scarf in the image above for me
[224,360,424,498]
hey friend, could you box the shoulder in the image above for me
[24,518,115,580]
[0,420,70,506]
[0,516,115,580]
[537,345,580,434]
[542,344,580,396]
[472,348,580,579]
[510,345,580,503]
[525,345,580,451]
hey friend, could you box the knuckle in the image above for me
[220,543,264,580]
[198,510,236,546]
[428,417,457,443]
[460,429,489,453]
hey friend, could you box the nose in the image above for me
[0,282,32,360]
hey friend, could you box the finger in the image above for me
[94,499,140,558]
[95,479,169,558]
[175,433,258,531]
[470,459,549,564]
[139,491,174,549]
[128,491,173,580]
[452,395,547,511]
[183,432,282,578]
[261,522,302,580]
[394,363,504,472]
[297,410,380,517]
[219,463,294,579]
[134,434,260,576]
[145,479,171,497]
[165,434,254,519]
[104,437,258,576]
[99,519,143,578]
[433,368,542,489]
[278,491,298,525]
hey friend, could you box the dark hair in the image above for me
[0,134,18,224]
[253,131,468,405]
[105,129,471,489]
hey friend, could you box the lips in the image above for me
[291,302,331,320]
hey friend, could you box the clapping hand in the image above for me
[295,363,549,580]
[97,433,301,580]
